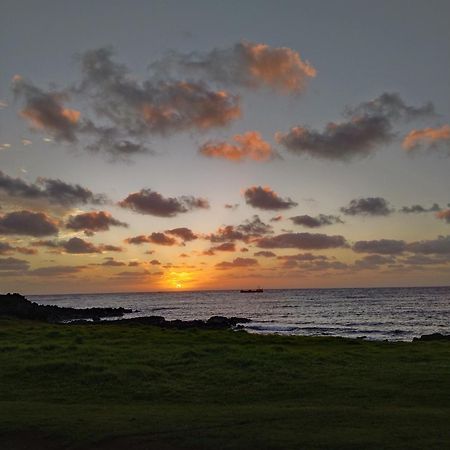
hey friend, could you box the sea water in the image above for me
[30,286,450,341]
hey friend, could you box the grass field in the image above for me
[0,317,449,449]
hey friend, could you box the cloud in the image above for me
[224,203,239,210]
[277,116,392,161]
[0,242,37,256]
[345,92,435,121]
[66,211,128,234]
[277,93,434,161]
[96,258,126,267]
[407,235,450,255]
[207,215,273,243]
[400,203,441,214]
[0,210,58,237]
[35,237,122,254]
[0,257,30,272]
[278,253,328,262]
[270,215,283,222]
[29,265,86,276]
[165,227,198,242]
[290,214,343,228]
[244,186,297,210]
[402,125,450,153]
[277,253,347,271]
[354,254,396,269]
[125,235,151,245]
[0,171,106,208]
[203,242,236,255]
[340,197,394,216]
[254,250,276,257]
[12,77,80,142]
[199,131,276,162]
[256,232,348,249]
[119,189,209,217]
[77,47,241,138]
[153,41,316,93]
[147,232,177,246]
[352,239,407,255]
[216,257,258,269]
[436,209,450,224]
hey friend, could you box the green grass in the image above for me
[0,317,449,449]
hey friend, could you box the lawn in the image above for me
[0,317,449,449]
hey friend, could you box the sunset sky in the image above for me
[1,0,450,294]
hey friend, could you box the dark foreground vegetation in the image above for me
[0,316,450,449]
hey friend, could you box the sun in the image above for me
[175,283,183,289]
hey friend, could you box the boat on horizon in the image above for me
[240,288,264,293]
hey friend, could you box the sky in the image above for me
[0,0,450,294]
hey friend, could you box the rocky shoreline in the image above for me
[0,293,252,330]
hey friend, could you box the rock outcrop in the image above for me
[0,293,132,323]
[413,332,450,342]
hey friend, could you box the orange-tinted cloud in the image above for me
[402,125,450,151]
[436,209,450,224]
[13,77,80,142]
[156,41,316,93]
[241,41,316,93]
[199,131,275,162]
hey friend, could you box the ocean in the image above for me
[30,286,450,341]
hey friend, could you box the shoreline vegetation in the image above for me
[1,294,450,449]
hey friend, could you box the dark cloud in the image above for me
[224,203,239,210]
[354,254,396,269]
[277,253,347,271]
[400,203,441,214]
[345,93,435,121]
[12,76,79,142]
[96,258,126,267]
[256,232,348,249]
[215,257,258,269]
[0,210,58,237]
[270,215,283,222]
[203,242,236,255]
[207,215,273,243]
[277,93,435,161]
[29,265,86,276]
[340,197,394,216]
[0,242,37,256]
[254,250,276,257]
[147,232,177,246]
[150,259,161,265]
[165,227,198,242]
[119,189,209,217]
[152,41,316,93]
[399,254,449,266]
[277,116,392,161]
[66,211,128,234]
[77,47,241,138]
[35,237,122,254]
[125,235,151,245]
[0,171,106,208]
[278,253,329,262]
[0,257,30,272]
[244,186,297,211]
[352,239,407,255]
[407,236,450,255]
[290,214,343,228]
